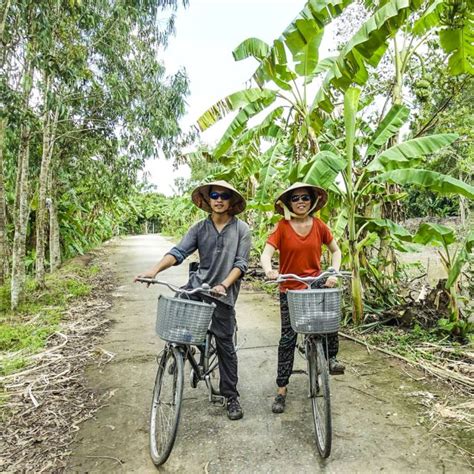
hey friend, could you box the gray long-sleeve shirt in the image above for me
[166,216,251,307]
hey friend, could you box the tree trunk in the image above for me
[348,202,364,324]
[0,0,12,286]
[35,84,59,286]
[11,59,33,309]
[11,132,31,308]
[48,167,61,272]
[376,36,404,277]
[0,117,9,284]
[49,197,61,272]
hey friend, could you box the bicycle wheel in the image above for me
[149,346,184,466]
[204,333,220,395]
[307,337,332,458]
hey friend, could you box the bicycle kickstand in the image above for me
[204,375,226,406]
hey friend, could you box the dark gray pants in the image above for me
[210,305,239,399]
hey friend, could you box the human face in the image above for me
[209,186,232,214]
[289,188,312,216]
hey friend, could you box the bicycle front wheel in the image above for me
[149,346,184,466]
[307,337,332,458]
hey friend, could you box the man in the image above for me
[136,180,251,420]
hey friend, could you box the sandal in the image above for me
[272,394,286,414]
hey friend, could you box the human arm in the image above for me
[325,239,341,287]
[260,243,279,280]
[212,267,243,295]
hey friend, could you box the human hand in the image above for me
[211,284,227,297]
[134,270,158,286]
[324,276,338,288]
[265,270,279,280]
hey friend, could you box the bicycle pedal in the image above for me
[292,369,307,375]
[210,395,225,407]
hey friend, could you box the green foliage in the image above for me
[366,324,438,351]
[1,0,190,304]
[437,318,473,341]
[377,168,474,198]
[0,262,96,376]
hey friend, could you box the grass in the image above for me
[363,324,439,350]
[0,262,99,377]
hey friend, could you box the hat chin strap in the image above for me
[278,195,320,221]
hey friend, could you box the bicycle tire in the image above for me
[149,346,184,466]
[307,338,332,458]
[204,333,221,395]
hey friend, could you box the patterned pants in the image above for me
[276,289,339,388]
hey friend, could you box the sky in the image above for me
[144,0,308,195]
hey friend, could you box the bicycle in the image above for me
[136,277,233,467]
[269,268,351,458]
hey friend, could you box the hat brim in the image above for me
[274,182,328,216]
[191,180,246,215]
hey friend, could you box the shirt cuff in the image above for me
[166,247,186,265]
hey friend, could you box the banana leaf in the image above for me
[214,93,277,157]
[376,168,474,199]
[366,104,410,156]
[412,222,456,247]
[440,19,474,76]
[197,88,276,131]
[367,133,458,172]
[356,217,413,241]
[255,143,285,201]
[304,150,346,188]
[412,0,444,36]
[310,0,422,128]
[233,37,271,61]
[249,0,353,85]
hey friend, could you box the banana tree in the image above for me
[197,0,426,171]
[303,86,473,323]
[412,0,473,76]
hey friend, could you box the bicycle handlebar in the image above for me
[135,278,227,297]
[267,268,352,287]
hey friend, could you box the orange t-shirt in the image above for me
[267,217,333,292]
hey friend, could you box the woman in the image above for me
[260,182,344,414]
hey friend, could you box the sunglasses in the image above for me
[290,194,311,203]
[209,191,232,201]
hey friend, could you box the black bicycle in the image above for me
[136,278,233,467]
[270,269,350,458]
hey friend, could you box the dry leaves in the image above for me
[0,265,116,472]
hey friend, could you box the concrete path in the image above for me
[67,235,468,473]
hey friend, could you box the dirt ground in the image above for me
[66,235,472,473]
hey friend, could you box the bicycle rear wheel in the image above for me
[204,333,220,395]
[149,346,184,466]
[307,337,332,458]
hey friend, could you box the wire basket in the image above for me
[287,288,341,334]
[156,295,216,344]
